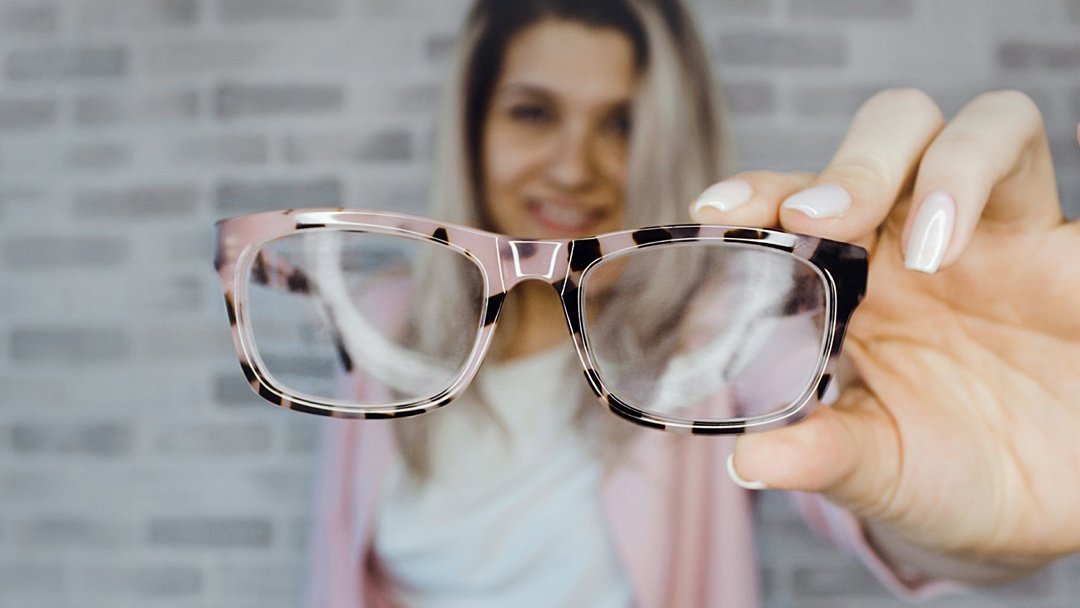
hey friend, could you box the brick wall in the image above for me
[1,0,1077,606]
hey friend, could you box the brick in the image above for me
[755,517,831,558]
[0,470,66,502]
[2,235,128,269]
[219,0,339,23]
[285,420,319,452]
[173,133,269,165]
[356,0,473,16]
[0,374,69,408]
[688,0,772,17]
[973,565,1055,599]
[140,274,206,313]
[791,84,885,116]
[10,326,130,362]
[73,183,200,219]
[141,324,236,359]
[5,45,128,80]
[251,468,318,504]
[285,129,412,163]
[81,564,203,596]
[74,90,200,128]
[790,0,913,20]
[0,184,45,208]
[792,562,888,598]
[73,95,122,126]
[352,176,430,213]
[0,97,58,129]
[389,81,443,115]
[730,126,845,171]
[426,33,457,63]
[147,517,273,548]
[2,273,132,324]
[1070,555,1080,595]
[0,562,67,594]
[214,371,260,406]
[289,516,312,551]
[77,0,198,29]
[722,81,776,115]
[758,565,777,603]
[218,563,305,597]
[65,141,131,171]
[168,227,214,263]
[717,30,847,67]
[216,82,344,119]
[998,41,1080,70]
[0,3,60,35]
[11,518,129,548]
[155,422,272,455]
[145,39,264,73]
[9,422,134,456]
[215,177,343,213]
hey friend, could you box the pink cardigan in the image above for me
[303,415,953,607]
[301,279,956,606]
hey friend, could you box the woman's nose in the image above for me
[544,125,596,190]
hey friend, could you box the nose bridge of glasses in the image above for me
[502,240,567,287]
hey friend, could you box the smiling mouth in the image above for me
[527,197,608,234]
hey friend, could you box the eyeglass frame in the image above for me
[215,208,867,434]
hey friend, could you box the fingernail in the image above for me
[726,453,769,491]
[781,183,851,219]
[693,179,753,213]
[904,190,955,274]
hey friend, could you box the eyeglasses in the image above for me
[214,208,866,434]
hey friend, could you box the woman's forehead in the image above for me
[495,19,638,106]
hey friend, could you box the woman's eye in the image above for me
[508,103,554,125]
[604,108,632,139]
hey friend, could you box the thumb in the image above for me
[729,396,902,514]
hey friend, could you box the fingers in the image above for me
[902,90,1062,273]
[728,392,901,513]
[691,170,815,227]
[778,88,946,245]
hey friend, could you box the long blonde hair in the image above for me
[398,0,736,478]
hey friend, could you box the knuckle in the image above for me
[924,130,986,163]
[970,89,1045,136]
[831,156,897,194]
[973,89,1041,118]
[860,87,944,128]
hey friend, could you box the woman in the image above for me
[303,0,1080,605]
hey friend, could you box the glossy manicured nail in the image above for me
[726,453,769,491]
[905,190,955,274]
[781,183,851,219]
[693,179,753,213]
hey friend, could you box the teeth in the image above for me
[537,199,590,228]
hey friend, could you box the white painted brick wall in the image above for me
[1,0,1078,606]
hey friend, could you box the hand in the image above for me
[690,88,1080,573]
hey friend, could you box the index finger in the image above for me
[778,88,945,246]
[902,90,1062,273]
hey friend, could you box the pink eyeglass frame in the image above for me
[215,208,867,434]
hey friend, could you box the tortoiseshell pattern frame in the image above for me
[215,209,867,434]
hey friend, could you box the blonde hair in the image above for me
[398,0,736,478]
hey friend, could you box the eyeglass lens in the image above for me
[580,243,828,422]
[246,230,485,407]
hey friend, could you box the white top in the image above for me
[374,346,634,608]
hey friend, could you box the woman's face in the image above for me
[480,18,637,239]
